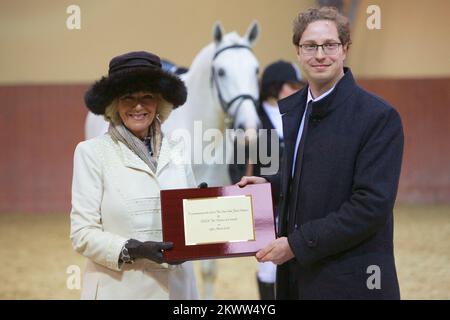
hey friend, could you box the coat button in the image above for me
[294,224,298,229]
[307,239,315,247]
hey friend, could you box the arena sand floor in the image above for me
[0,205,449,300]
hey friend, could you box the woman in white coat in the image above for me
[70,51,198,299]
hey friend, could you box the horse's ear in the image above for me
[213,21,224,44]
[245,20,260,46]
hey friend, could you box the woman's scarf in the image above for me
[108,117,163,174]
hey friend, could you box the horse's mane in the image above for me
[187,32,250,78]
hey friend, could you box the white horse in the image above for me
[162,21,261,187]
[162,21,261,300]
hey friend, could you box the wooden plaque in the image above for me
[160,183,275,262]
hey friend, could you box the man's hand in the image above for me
[236,176,268,187]
[256,237,295,265]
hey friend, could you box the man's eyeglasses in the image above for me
[119,94,157,108]
[298,43,342,56]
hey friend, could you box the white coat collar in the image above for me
[118,137,172,177]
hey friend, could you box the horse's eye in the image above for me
[218,68,225,77]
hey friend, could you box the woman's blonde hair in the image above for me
[104,100,121,125]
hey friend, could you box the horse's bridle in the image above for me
[211,44,259,127]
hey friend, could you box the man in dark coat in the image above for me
[238,7,404,299]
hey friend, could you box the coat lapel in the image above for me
[156,137,171,176]
[278,88,308,196]
[119,142,156,177]
[119,136,173,178]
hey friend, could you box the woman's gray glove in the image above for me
[126,239,173,264]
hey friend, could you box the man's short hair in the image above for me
[292,7,352,47]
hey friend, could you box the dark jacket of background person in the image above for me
[253,103,284,188]
[229,60,303,187]
[228,106,283,185]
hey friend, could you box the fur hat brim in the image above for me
[84,67,187,115]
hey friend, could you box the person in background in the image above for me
[254,60,305,299]
[70,51,198,299]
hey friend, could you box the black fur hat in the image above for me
[84,51,187,114]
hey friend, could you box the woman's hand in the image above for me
[127,239,173,264]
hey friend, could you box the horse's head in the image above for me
[211,21,261,140]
